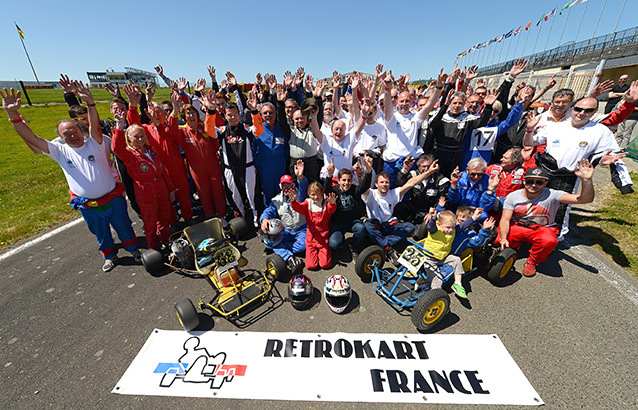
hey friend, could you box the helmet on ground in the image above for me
[324,274,351,314]
[171,236,194,269]
[288,274,313,310]
[263,219,284,249]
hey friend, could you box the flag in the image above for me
[504,29,514,39]
[477,43,483,50]
[514,25,522,36]
[15,23,24,40]
[482,41,489,48]
[569,0,587,8]
[525,21,532,30]
[496,35,504,43]
[544,7,557,21]
[560,1,572,14]
[488,36,499,45]
[458,50,468,58]
[470,44,478,52]
[536,13,545,26]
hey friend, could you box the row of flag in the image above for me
[457,0,588,58]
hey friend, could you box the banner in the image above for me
[113,330,543,405]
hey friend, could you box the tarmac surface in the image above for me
[1,162,637,409]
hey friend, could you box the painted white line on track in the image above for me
[567,240,638,307]
[0,218,84,263]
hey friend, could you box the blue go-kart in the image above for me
[354,238,516,331]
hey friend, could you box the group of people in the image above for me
[2,60,635,288]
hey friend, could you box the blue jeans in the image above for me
[329,220,366,251]
[272,228,306,261]
[80,196,138,259]
[364,218,414,249]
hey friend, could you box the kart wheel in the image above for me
[354,246,385,283]
[413,222,428,241]
[487,248,517,284]
[228,217,250,240]
[175,299,199,331]
[266,254,287,282]
[141,249,164,274]
[411,289,450,331]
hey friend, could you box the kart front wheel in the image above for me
[354,245,385,283]
[411,289,450,331]
[141,249,164,274]
[487,248,517,284]
[229,217,250,241]
[266,255,287,282]
[175,299,200,331]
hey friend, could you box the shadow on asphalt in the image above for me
[417,311,460,334]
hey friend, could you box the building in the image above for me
[86,67,159,87]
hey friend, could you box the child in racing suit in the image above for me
[289,182,337,270]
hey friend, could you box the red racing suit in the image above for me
[127,107,193,221]
[291,199,336,270]
[167,115,226,218]
[112,128,175,248]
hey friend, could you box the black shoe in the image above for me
[351,249,359,264]
[386,247,400,266]
[264,247,274,255]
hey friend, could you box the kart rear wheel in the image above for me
[411,289,450,331]
[175,299,200,331]
[141,249,164,274]
[354,245,385,283]
[266,255,287,282]
[413,222,428,241]
[487,248,517,284]
[229,217,250,241]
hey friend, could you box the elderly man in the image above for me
[1,85,140,272]
[605,74,630,114]
[498,163,595,277]
[525,97,630,239]
[486,148,528,212]
[447,157,500,221]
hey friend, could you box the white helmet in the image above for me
[324,275,351,314]
[263,219,284,249]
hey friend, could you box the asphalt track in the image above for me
[1,177,637,409]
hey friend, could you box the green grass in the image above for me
[570,171,638,277]
[17,87,174,105]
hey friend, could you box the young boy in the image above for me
[451,206,496,257]
[418,208,475,299]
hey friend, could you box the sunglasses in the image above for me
[524,179,546,186]
[572,106,596,114]
[469,172,483,177]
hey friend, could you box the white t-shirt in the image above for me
[319,132,356,178]
[383,111,423,162]
[364,187,403,222]
[45,137,116,198]
[352,119,387,156]
[533,120,619,170]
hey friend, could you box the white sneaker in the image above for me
[102,256,118,272]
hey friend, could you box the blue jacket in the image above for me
[451,225,492,256]
[447,172,495,219]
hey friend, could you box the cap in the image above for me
[524,168,550,180]
[280,174,294,185]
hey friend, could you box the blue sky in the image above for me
[1,0,635,85]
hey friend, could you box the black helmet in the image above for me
[288,274,313,310]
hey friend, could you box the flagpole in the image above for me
[612,0,628,33]
[505,34,513,62]
[591,0,608,39]
[497,39,505,65]
[557,7,572,47]
[522,26,531,59]
[543,11,558,53]
[513,30,522,59]
[531,22,544,66]
[573,0,590,43]
[15,22,40,85]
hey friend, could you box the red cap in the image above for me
[280,174,294,185]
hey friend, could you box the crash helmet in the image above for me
[171,236,194,269]
[288,274,313,310]
[263,219,284,249]
[324,274,351,314]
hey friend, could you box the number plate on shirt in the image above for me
[398,245,427,273]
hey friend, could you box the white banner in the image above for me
[113,330,543,405]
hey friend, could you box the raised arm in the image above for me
[559,159,595,204]
[1,88,49,154]
[382,71,394,121]
[418,69,446,122]
[73,80,102,144]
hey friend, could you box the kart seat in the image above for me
[183,218,225,251]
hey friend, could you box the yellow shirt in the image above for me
[419,228,455,260]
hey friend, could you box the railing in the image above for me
[478,26,638,76]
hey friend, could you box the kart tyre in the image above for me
[141,248,164,274]
[266,254,287,282]
[175,299,199,331]
[411,289,450,331]
[354,245,385,283]
[229,217,250,240]
[413,222,428,241]
[487,248,517,284]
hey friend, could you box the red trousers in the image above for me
[496,224,559,265]
[306,242,332,270]
[191,166,226,218]
[164,156,193,221]
[136,181,172,249]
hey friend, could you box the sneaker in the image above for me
[351,249,359,263]
[131,249,142,263]
[522,262,537,277]
[452,283,468,299]
[102,256,118,272]
[386,247,400,266]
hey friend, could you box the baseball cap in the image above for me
[524,168,550,180]
[280,174,294,185]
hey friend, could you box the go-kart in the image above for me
[354,236,517,332]
[140,217,289,331]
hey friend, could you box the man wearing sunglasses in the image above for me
[498,163,594,277]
